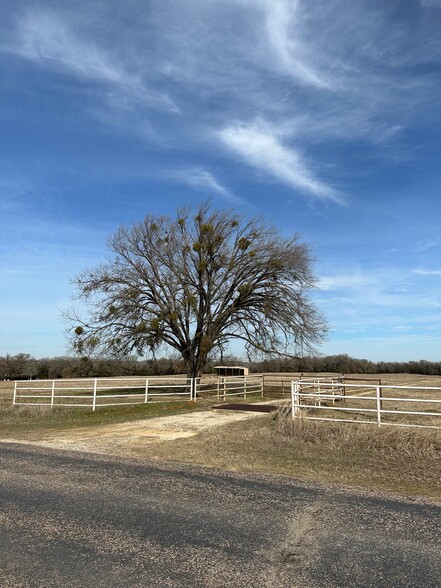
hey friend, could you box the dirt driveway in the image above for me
[2,406,275,456]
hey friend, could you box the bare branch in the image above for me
[64,202,327,377]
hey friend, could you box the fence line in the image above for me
[194,375,263,400]
[291,380,441,429]
[12,374,264,410]
[13,376,193,410]
[262,373,343,396]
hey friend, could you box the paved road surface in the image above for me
[0,442,440,587]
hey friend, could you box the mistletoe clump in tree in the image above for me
[67,202,327,379]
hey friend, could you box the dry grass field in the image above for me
[141,414,441,501]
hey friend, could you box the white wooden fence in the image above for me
[291,380,441,429]
[12,374,264,410]
[194,374,263,400]
[13,376,193,410]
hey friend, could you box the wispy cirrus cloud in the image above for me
[221,120,342,202]
[3,0,441,204]
[6,8,179,114]
[420,0,441,8]
[413,268,441,276]
[149,0,441,200]
[167,167,246,205]
[259,0,323,85]
[318,273,375,291]
[316,265,441,345]
[173,167,231,197]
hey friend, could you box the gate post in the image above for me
[376,385,382,425]
[291,381,300,419]
[192,378,197,401]
[92,378,97,411]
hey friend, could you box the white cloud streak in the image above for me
[170,167,244,204]
[221,121,342,202]
[143,166,247,205]
[413,268,441,276]
[318,273,375,291]
[315,266,441,349]
[8,8,179,113]
[261,0,323,85]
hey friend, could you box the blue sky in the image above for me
[1,0,440,361]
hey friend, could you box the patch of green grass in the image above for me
[0,399,208,439]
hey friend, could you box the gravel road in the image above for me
[0,442,440,587]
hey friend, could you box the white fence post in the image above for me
[92,378,97,411]
[291,381,300,419]
[223,377,226,401]
[244,377,247,400]
[193,378,197,401]
[376,385,381,425]
[51,380,55,407]
[144,378,149,403]
[13,381,17,406]
[217,377,220,400]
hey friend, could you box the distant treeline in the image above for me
[0,354,186,381]
[251,355,441,376]
[1,353,440,380]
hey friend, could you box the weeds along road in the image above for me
[0,442,440,588]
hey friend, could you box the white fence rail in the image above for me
[13,376,193,410]
[12,374,264,410]
[194,375,263,400]
[263,373,344,396]
[291,380,441,429]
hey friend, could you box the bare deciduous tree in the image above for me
[65,203,327,378]
[0,353,35,380]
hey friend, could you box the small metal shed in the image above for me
[214,366,249,377]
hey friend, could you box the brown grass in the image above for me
[137,414,441,501]
[276,415,441,461]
